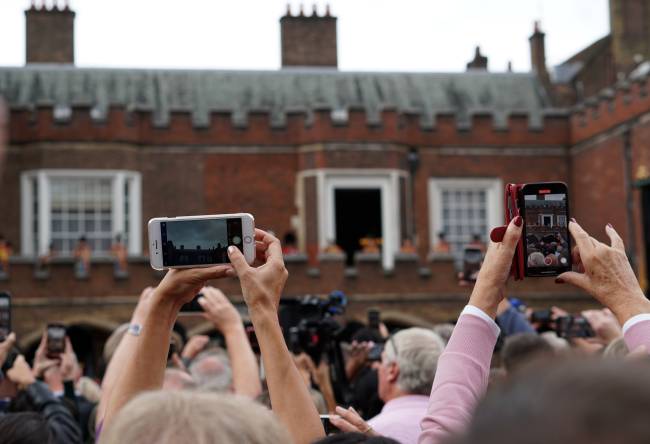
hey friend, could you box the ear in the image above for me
[387,361,400,384]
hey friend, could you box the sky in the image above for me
[166,219,228,249]
[0,0,610,73]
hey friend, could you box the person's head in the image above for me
[114,233,122,244]
[528,251,545,267]
[0,412,52,444]
[472,234,481,242]
[452,359,650,444]
[78,235,87,243]
[500,333,554,373]
[283,232,296,246]
[378,328,445,402]
[189,348,233,393]
[163,368,197,391]
[103,324,129,364]
[101,391,291,444]
[432,323,455,345]
[438,232,447,241]
[603,337,629,359]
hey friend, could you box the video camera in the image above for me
[279,291,350,403]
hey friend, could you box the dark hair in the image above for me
[283,232,297,245]
[78,236,87,242]
[452,359,650,444]
[351,328,383,344]
[500,333,553,373]
[0,412,52,444]
[313,432,400,444]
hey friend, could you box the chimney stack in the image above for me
[280,3,338,68]
[25,0,75,64]
[529,21,550,84]
[466,46,488,71]
[609,0,650,75]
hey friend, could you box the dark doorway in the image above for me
[334,188,382,265]
[24,324,112,379]
[643,185,650,295]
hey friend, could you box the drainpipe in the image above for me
[623,129,637,272]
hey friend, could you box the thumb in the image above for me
[227,246,249,276]
[1,332,16,349]
[557,271,591,292]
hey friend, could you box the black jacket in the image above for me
[25,380,83,444]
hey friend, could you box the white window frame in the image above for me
[428,177,503,252]
[299,169,403,270]
[539,214,554,226]
[20,169,142,257]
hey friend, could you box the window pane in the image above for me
[49,177,113,255]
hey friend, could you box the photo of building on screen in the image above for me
[524,194,570,268]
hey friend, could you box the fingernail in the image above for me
[607,223,613,229]
[227,246,235,254]
[555,277,564,284]
[570,218,576,223]
[335,406,345,414]
[514,216,522,227]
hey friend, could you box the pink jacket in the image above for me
[418,309,650,444]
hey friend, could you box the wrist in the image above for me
[221,322,245,337]
[149,290,182,324]
[612,296,650,325]
[468,287,501,319]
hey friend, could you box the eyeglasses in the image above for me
[382,334,399,364]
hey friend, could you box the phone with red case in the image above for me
[491,182,571,279]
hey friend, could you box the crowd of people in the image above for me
[1,217,650,444]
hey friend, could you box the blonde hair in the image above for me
[100,391,291,444]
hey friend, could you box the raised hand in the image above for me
[198,287,242,335]
[0,332,15,368]
[469,216,523,318]
[181,335,210,361]
[154,265,233,311]
[7,355,36,390]
[227,229,288,316]
[558,222,650,324]
[60,337,80,382]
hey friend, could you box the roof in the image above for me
[0,65,555,128]
[553,35,611,84]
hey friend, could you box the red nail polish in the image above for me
[555,277,564,284]
[514,216,522,227]
[607,223,613,229]
[570,218,576,223]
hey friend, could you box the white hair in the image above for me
[100,391,291,444]
[189,348,233,393]
[384,327,445,395]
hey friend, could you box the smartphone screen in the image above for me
[521,183,572,277]
[161,217,243,267]
[368,308,380,330]
[47,324,66,357]
[0,293,11,341]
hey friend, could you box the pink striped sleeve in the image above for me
[418,312,499,444]
[623,319,650,352]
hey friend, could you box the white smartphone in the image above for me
[148,213,255,270]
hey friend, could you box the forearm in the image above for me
[419,309,499,444]
[103,297,177,428]
[223,324,262,398]
[251,309,324,444]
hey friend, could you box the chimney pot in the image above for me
[325,4,331,16]
[312,3,318,17]
[299,3,304,16]
[466,45,488,71]
[285,3,291,16]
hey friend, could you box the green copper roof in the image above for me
[0,65,559,128]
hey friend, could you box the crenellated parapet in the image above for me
[7,105,571,147]
[570,71,650,143]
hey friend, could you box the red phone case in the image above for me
[489,183,525,280]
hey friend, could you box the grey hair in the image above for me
[100,391,291,444]
[189,348,233,393]
[384,327,445,395]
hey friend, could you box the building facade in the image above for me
[1,1,650,360]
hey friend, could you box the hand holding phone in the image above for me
[46,324,66,359]
[148,213,255,270]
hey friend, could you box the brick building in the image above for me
[1,1,650,369]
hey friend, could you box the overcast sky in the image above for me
[0,0,609,72]
[167,219,227,249]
